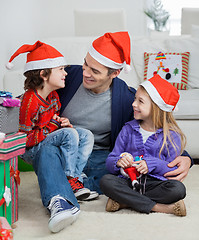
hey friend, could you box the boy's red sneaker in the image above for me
[68,177,90,200]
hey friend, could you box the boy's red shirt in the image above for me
[19,89,61,148]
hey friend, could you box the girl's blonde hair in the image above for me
[141,86,186,157]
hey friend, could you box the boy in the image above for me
[6,41,94,232]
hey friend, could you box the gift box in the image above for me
[0,132,26,224]
[0,106,19,134]
[0,161,11,225]
[0,217,13,240]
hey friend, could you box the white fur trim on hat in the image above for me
[24,57,67,73]
[124,64,132,73]
[88,45,126,69]
[6,62,14,70]
[140,80,174,112]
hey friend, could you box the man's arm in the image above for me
[164,154,192,182]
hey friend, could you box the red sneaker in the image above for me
[68,177,90,200]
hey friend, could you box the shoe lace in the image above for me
[68,177,84,191]
[49,196,64,215]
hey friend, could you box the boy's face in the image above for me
[46,66,67,91]
[82,53,119,94]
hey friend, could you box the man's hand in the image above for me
[164,156,191,182]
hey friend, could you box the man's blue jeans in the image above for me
[21,127,94,207]
[83,150,110,194]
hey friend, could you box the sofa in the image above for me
[3,34,199,158]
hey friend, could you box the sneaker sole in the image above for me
[48,207,80,233]
[75,189,91,201]
[82,192,99,201]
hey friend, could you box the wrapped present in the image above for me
[0,133,26,160]
[0,161,12,225]
[0,217,13,240]
[0,98,21,108]
[0,132,26,224]
[0,106,19,134]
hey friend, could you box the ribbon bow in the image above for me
[0,228,13,240]
[10,166,20,185]
[0,187,11,208]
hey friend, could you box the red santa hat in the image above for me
[140,74,180,112]
[6,40,67,73]
[88,31,131,72]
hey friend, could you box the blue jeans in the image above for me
[83,150,110,194]
[21,127,94,207]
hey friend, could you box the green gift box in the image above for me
[0,132,26,225]
[0,160,12,225]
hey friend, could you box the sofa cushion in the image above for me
[131,37,168,82]
[174,89,199,119]
[166,36,199,89]
[143,52,190,90]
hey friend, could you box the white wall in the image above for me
[0,0,147,90]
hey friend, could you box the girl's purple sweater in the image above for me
[106,119,181,181]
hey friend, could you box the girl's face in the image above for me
[46,66,67,91]
[132,87,152,122]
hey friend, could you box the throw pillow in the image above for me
[144,52,190,90]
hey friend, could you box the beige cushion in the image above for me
[174,89,199,119]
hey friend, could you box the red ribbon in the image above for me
[0,198,5,207]
[0,228,13,240]
[10,166,20,185]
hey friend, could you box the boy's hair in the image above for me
[141,86,186,157]
[24,68,51,90]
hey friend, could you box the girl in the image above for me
[100,74,187,217]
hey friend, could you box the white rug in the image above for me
[13,165,199,240]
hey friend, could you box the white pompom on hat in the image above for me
[88,31,131,72]
[6,40,67,73]
[140,74,180,112]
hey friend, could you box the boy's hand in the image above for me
[135,160,148,174]
[59,117,73,128]
[52,114,61,122]
[117,153,134,169]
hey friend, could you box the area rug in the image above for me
[13,165,199,240]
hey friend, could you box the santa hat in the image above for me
[6,41,67,73]
[88,31,131,72]
[155,52,166,60]
[140,74,180,112]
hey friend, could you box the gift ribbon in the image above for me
[0,228,13,240]
[10,166,20,185]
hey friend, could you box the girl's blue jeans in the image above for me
[21,127,94,208]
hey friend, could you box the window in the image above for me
[161,0,199,35]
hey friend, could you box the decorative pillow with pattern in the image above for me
[144,52,190,90]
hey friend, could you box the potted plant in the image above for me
[144,0,170,32]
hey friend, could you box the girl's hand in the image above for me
[117,153,134,169]
[135,160,148,174]
[59,117,73,128]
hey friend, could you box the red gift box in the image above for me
[0,132,26,224]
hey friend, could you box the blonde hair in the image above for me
[141,86,186,157]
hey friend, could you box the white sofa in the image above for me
[3,35,199,158]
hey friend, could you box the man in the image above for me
[58,31,193,195]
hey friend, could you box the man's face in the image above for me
[82,53,118,94]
